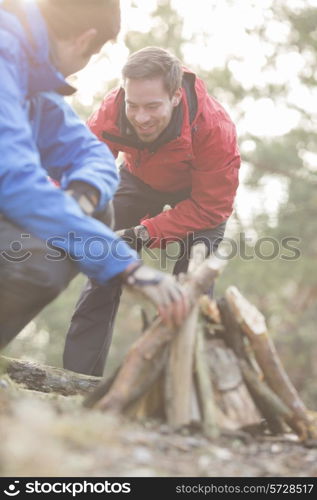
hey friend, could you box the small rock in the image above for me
[185,436,202,448]
[143,420,154,429]
[231,439,244,449]
[159,424,170,435]
[305,451,317,462]
[271,444,282,454]
[210,445,233,461]
[0,379,9,389]
[128,468,155,477]
[132,446,152,465]
[180,427,190,436]
[198,454,212,471]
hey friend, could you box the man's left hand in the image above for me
[117,225,150,252]
[66,181,100,216]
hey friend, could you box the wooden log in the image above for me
[86,337,169,411]
[217,297,250,360]
[185,254,227,299]
[205,337,262,429]
[239,360,293,433]
[194,328,219,438]
[207,341,243,391]
[187,242,209,274]
[125,372,166,419]
[88,254,226,411]
[165,243,209,428]
[165,305,199,427]
[190,381,202,424]
[0,356,101,396]
[140,308,151,332]
[199,296,221,324]
[225,286,316,439]
[217,298,286,434]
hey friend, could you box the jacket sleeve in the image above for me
[37,91,118,211]
[0,52,138,284]
[87,91,121,158]
[142,116,240,248]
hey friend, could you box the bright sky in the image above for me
[70,0,316,228]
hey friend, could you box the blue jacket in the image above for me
[0,0,137,284]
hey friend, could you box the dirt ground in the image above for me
[0,384,316,478]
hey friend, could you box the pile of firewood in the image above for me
[84,245,317,442]
[1,245,316,442]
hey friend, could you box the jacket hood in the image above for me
[0,0,75,96]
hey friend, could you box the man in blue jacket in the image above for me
[0,0,189,362]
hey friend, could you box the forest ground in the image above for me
[0,385,316,478]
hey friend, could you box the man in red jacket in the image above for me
[63,47,240,376]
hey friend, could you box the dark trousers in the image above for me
[63,167,226,377]
[0,217,77,350]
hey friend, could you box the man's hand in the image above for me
[116,225,150,252]
[121,263,190,328]
[65,181,100,216]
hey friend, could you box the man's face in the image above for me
[125,77,181,142]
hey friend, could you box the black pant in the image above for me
[63,167,226,377]
[0,217,77,350]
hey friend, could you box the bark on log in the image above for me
[217,297,250,360]
[165,243,212,428]
[218,298,286,434]
[190,381,202,424]
[87,255,226,411]
[199,296,221,324]
[240,360,293,433]
[0,356,101,396]
[225,286,316,439]
[165,306,198,427]
[126,373,166,419]
[205,337,262,429]
[85,337,169,411]
[194,328,219,438]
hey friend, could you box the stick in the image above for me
[194,327,219,438]
[165,243,208,427]
[226,286,316,439]
[218,298,286,434]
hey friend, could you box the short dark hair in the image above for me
[37,0,120,53]
[122,47,183,97]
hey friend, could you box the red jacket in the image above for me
[88,70,240,247]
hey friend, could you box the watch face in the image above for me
[138,226,149,242]
[66,189,95,215]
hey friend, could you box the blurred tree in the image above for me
[125,0,185,58]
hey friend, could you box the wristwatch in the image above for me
[66,182,99,216]
[135,225,150,244]
[66,190,95,215]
